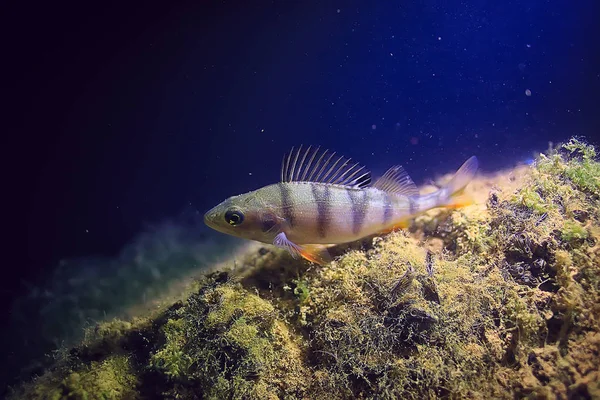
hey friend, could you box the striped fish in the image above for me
[204,146,478,265]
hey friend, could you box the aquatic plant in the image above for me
[8,138,600,399]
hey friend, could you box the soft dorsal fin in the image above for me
[281,145,371,188]
[372,165,419,196]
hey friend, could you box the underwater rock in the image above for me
[8,138,600,399]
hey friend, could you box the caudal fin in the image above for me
[440,156,479,208]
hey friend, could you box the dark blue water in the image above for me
[6,0,600,391]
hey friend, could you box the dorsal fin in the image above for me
[281,145,371,188]
[372,165,419,196]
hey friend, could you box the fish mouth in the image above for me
[203,208,220,230]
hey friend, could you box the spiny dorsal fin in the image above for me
[281,145,371,188]
[372,165,419,196]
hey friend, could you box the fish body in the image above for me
[230,182,416,244]
[204,146,478,264]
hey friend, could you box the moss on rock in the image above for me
[10,355,139,400]
[9,137,600,399]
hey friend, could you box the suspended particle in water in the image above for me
[525,89,532,96]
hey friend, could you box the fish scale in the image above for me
[277,182,413,244]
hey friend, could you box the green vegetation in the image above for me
[15,355,139,400]
[8,138,600,399]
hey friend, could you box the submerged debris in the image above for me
[425,249,435,276]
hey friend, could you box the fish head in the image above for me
[204,188,280,242]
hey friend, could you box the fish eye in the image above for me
[225,209,244,226]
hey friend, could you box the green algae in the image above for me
[149,318,192,378]
[8,137,600,399]
[146,278,310,399]
[292,278,310,304]
[11,355,139,400]
[561,220,589,244]
[58,356,139,400]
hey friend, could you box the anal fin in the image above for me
[299,244,332,265]
[380,219,411,234]
[444,193,475,209]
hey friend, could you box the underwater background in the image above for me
[6,0,600,398]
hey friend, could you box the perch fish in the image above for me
[204,146,478,265]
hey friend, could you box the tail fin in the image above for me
[440,156,479,208]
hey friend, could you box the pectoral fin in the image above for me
[273,232,332,265]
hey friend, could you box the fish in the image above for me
[204,146,478,265]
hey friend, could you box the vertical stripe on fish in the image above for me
[311,183,331,238]
[347,188,369,235]
[278,182,295,227]
[382,191,394,225]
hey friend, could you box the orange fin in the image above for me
[444,193,475,209]
[299,244,333,265]
[381,219,411,234]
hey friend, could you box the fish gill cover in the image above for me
[8,138,600,399]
